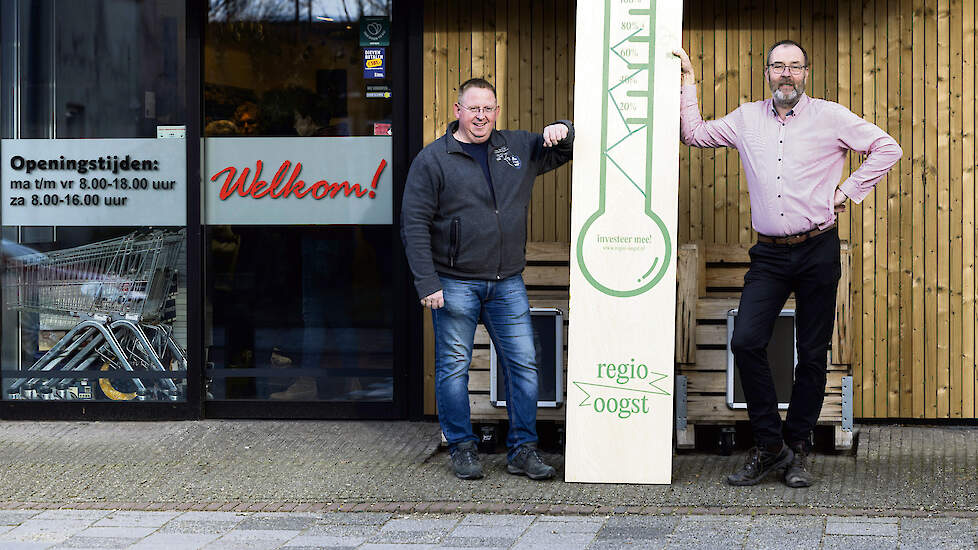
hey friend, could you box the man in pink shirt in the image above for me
[674,41,902,488]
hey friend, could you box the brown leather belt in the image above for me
[757,223,837,245]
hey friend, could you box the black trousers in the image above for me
[730,228,842,447]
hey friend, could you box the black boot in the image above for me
[783,441,814,488]
[726,443,793,486]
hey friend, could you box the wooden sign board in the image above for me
[566,0,683,484]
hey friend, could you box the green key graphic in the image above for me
[576,0,672,298]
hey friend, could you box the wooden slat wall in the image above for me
[422,0,978,419]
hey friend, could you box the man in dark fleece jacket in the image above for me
[401,78,574,481]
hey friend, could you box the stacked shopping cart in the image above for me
[3,230,187,401]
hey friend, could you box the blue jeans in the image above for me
[431,274,539,460]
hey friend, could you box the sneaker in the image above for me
[507,443,556,480]
[783,441,814,488]
[726,444,793,486]
[450,441,484,480]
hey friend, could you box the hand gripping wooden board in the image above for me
[566,0,683,484]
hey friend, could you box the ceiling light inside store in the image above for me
[316,16,334,21]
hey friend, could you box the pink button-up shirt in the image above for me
[680,85,903,237]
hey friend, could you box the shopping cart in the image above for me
[3,230,188,401]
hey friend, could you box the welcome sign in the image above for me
[204,137,392,225]
[566,0,683,484]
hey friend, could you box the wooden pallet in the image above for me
[674,242,854,450]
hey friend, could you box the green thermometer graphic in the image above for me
[576,0,672,298]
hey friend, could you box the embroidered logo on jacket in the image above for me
[493,146,521,169]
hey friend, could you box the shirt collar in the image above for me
[770,93,811,119]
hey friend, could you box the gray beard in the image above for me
[773,87,801,108]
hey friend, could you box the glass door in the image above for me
[202,0,406,418]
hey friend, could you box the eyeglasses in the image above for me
[458,103,499,115]
[767,63,808,76]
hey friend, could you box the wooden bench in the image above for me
[674,241,854,450]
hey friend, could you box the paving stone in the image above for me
[741,516,823,550]
[448,525,525,539]
[440,536,520,547]
[52,536,142,549]
[510,533,597,549]
[234,514,317,531]
[0,511,40,525]
[282,534,368,547]
[72,526,157,539]
[128,533,221,549]
[173,512,250,522]
[0,520,94,542]
[825,521,898,536]
[158,520,242,534]
[371,530,447,544]
[303,524,381,537]
[92,511,180,528]
[459,514,535,528]
[665,516,750,550]
[380,518,460,531]
[318,512,393,525]
[821,535,899,550]
[359,545,436,550]
[215,529,300,543]
[594,516,679,540]
[898,518,974,549]
[522,521,603,536]
[33,511,110,522]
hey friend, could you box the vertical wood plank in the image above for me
[485,0,497,92]
[530,0,544,241]
[543,0,556,242]
[690,0,704,242]
[446,0,460,120]
[713,0,727,244]
[508,0,520,132]
[825,0,839,103]
[810,0,824,100]
[899,0,915,417]
[937,0,951,418]
[460,3,473,81]
[702,0,716,244]
[680,10,693,246]
[925,0,940,418]
[739,0,755,243]
[874,0,889,418]
[912,0,927,418]
[850,0,866,416]
[727,1,741,242]
[861,0,876,417]
[886,0,901,417]
[494,0,507,130]
[949,0,964,418]
[423,0,437,145]
[520,0,533,239]
[555,3,570,243]
[471,2,484,79]
[837,0,851,241]
[802,0,815,93]
[962,0,977,418]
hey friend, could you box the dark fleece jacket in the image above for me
[400,120,575,298]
